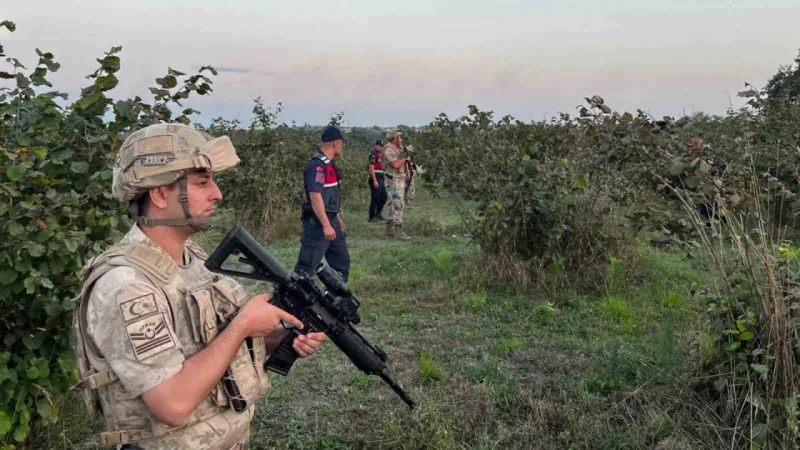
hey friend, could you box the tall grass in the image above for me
[661,158,800,449]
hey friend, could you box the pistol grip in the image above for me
[264,328,300,376]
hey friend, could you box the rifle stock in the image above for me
[205,225,416,409]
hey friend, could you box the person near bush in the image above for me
[382,128,412,240]
[71,123,325,450]
[293,126,351,282]
[367,139,388,222]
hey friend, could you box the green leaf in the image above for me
[27,243,46,257]
[6,165,25,181]
[728,341,741,351]
[0,268,17,285]
[736,319,747,332]
[13,423,29,442]
[72,90,107,115]
[100,170,113,180]
[30,147,48,160]
[696,160,711,176]
[751,364,769,374]
[22,334,38,350]
[40,277,54,289]
[0,21,16,32]
[16,72,30,88]
[20,201,36,210]
[46,189,56,200]
[163,75,178,89]
[168,67,186,77]
[71,161,89,174]
[99,55,121,72]
[37,399,53,420]
[96,74,119,92]
[0,202,6,216]
[668,159,686,176]
[24,276,36,293]
[686,176,701,189]
[27,366,40,379]
[0,410,10,435]
[8,221,24,235]
[740,331,755,341]
[64,239,78,253]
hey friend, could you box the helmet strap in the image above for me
[131,177,212,231]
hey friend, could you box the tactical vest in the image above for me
[381,143,405,177]
[370,150,383,173]
[302,152,341,217]
[71,235,271,450]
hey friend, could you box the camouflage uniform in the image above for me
[71,124,268,450]
[381,130,410,239]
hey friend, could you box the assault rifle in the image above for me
[204,225,416,409]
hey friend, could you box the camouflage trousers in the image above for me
[386,175,406,225]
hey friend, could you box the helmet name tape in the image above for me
[134,153,175,167]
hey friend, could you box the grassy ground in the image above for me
[35,187,709,450]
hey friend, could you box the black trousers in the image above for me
[368,173,387,220]
[294,215,350,282]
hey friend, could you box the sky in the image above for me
[3,1,800,127]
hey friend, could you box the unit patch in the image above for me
[125,312,176,361]
[119,293,158,322]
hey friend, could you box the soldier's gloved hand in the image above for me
[323,223,336,240]
[235,294,304,337]
[293,332,326,358]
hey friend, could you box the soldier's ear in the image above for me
[148,185,172,210]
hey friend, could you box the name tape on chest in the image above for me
[125,312,177,362]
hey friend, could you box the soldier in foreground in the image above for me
[367,139,388,222]
[293,126,351,282]
[71,123,326,450]
[381,129,412,240]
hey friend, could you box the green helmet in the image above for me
[112,123,240,231]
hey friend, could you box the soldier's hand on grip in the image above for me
[293,332,326,358]
[236,294,304,337]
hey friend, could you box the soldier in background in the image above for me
[71,123,325,450]
[368,139,388,222]
[381,129,412,240]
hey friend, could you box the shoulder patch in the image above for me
[119,294,158,322]
[316,166,324,172]
[126,312,176,362]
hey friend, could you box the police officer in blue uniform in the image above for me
[294,126,351,282]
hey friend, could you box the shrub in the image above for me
[0,22,215,448]
[205,105,384,241]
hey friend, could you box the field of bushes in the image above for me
[3,18,800,450]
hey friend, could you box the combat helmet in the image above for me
[112,123,240,231]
